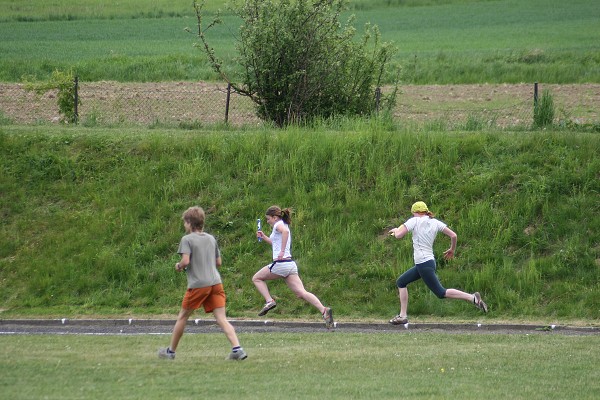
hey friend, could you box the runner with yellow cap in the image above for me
[388,201,488,325]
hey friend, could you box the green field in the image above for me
[0,0,599,83]
[1,332,599,399]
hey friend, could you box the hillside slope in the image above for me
[0,125,598,321]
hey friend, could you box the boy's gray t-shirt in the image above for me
[177,232,222,288]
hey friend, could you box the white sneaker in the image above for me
[158,347,175,360]
[227,348,248,361]
[258,300,277,316]
[473,292,488,313]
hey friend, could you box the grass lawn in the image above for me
[1,332,599,399]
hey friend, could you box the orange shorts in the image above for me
[181,284,226,313]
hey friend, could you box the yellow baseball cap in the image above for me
[411,201,429,213]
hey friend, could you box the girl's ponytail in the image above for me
[281,208,293,225]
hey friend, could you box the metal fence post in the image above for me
[225,83,231,124]
[375,87,381,114]
[533,82,538,109]
[74,76,79,124]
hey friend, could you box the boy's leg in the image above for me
[213,307,240,348]
[169,308,194,352]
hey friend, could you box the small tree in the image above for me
[192,0,397,127]
[23,69,80,124]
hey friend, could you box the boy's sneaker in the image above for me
[389,314,409,325]
[158,347,175,360]
[473,292,488,313]
[227,348,248,361]
[322,307,334,329]
[258,300,277,316]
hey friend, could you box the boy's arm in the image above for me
[176,253,190,272]
[216,256,222,268]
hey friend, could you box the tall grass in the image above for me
[534,89,556,128]
[1,123,598,321]
[0,0,598,83]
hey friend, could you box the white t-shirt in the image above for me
[270,220,292,260]
[403,216,447,264]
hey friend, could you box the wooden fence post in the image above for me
[74,76,79,124]
[225,83,231,124]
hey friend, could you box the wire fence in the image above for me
[0,81,597,129]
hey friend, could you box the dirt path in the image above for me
[1,83,598,127]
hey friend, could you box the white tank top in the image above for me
[270,220,292,260]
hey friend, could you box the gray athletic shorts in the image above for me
[267,260,298,277]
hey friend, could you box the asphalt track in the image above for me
[1,319,598,336]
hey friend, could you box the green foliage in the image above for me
[533,89,555,128]
[1,125,599,321]
[193,0,397,126]
[22,69,80,123]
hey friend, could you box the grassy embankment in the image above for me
[0,0,598,83]
[1,123,598,322]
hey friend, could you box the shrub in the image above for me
[22,69,80,124]
[192,0,397,127]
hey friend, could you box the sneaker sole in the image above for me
[474,292,488,313]
[323,308,334,329]
[258,304,276,316]
[479,300,489,313]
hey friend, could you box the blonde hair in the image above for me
[266,205,292,225]
[423,211,435,218]
[182,206,205,231]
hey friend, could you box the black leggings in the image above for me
[396,259,447,299]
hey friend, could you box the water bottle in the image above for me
[257,218,262,242]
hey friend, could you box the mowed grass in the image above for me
[1,332,599,399]
[0,0,598,83]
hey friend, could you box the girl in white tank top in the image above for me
[253,205,335,329]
